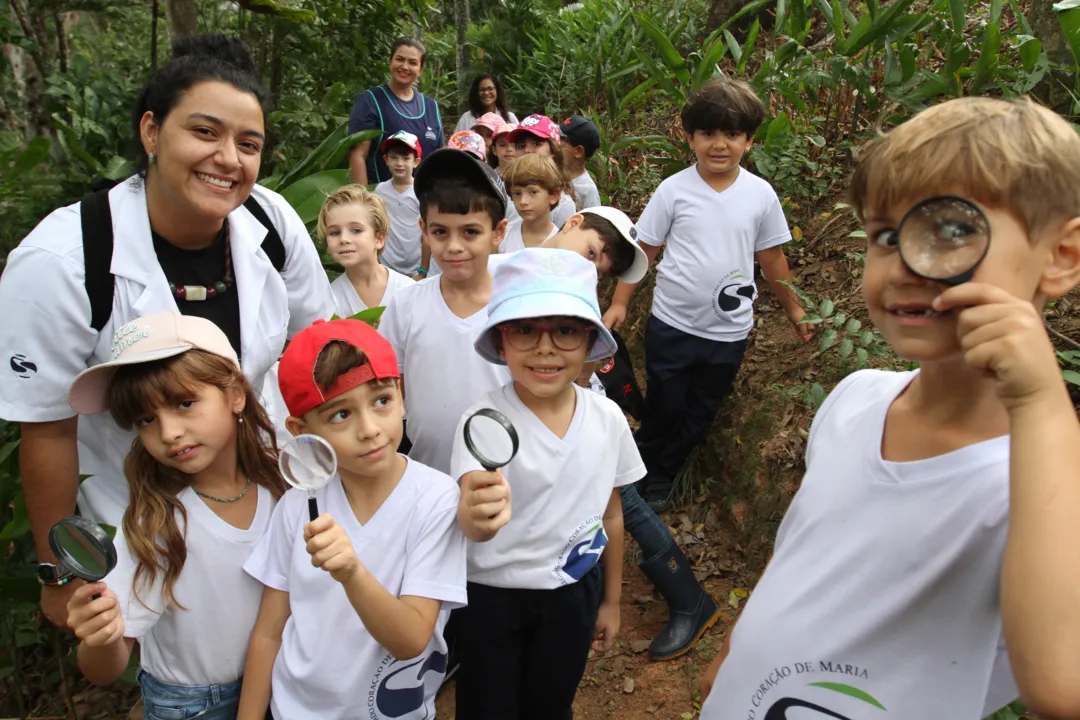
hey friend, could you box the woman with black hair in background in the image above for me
[455,73,519,132]
[0,33,333,629]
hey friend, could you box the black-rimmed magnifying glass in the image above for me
[49,516,117,600]
[279,434,338,522]
[896,195,991,285]
[464,408,519,471]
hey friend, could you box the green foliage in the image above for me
[1058,349,1080,387]
[787,283,894,369]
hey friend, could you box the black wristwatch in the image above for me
[37,562,74,586]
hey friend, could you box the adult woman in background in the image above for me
[0,34,333,628]
[455,74,518,132]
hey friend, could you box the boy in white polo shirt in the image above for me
[604,78,810,512]
[697,97,1080,719]
[452,248,645,719]
[238,319,467,720]
[374,131,424,278]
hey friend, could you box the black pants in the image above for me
[454,567,602,719]
[636,315,747,481]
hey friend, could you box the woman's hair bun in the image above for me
[170,34,256,75]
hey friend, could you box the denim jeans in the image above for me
[620,483,676,563]
[138,669,241,720]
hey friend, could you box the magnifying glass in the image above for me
[464,408,519,471]
[279,434,338,522]
[49,516,118,600]
[897,195,991,286]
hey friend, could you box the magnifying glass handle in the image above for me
[92,592,102,600]
[308,495,318,523]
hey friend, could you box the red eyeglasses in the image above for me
[497,319,594,352]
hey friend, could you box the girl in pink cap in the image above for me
[509,114,579,227]
[64,311,287,720]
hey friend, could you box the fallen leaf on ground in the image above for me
[728,587,748,609]
[623,676,635,693]
[681,713,694,719]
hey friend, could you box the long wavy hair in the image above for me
[109,350,287,610]
[468,74,511,121]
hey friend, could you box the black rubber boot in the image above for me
[639,543,721,661]
[640,472,674,513]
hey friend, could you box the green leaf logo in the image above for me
[808,682,886,710]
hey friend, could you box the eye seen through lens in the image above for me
[897,196,990,283]
[498,320,591,352]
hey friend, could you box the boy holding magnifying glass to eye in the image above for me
[696,97,1080,719]
[450,248,646,719]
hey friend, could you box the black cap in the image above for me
[560,115,601,157]
[414,148,508,214]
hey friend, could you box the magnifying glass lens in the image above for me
[464,409,520,471]
[898,197,989,282]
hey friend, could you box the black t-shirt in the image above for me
[152,227,243,359]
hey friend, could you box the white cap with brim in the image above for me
[474,248,618,365]
[577,206,649,284]
[68,312,239,415]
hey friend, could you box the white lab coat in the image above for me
[0,177,334,525]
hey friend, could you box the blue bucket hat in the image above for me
[475,248,618,365]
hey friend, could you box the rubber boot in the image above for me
[639,543,721,661]
[642,475,674,513]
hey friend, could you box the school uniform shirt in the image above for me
[701,369,1018,719]
[349,84,444,184]
[243,460,467,720]
[0,177,334,525]
[454,110,520,133]
[375,181,423,276]
[636,165,790,343]
[498,219,558,254]
[450,382,646,589]
[329,268,414,318]
[570,171,601,210]
[103,485,275,687]
[552,192,577,229]
[378,261,511,475]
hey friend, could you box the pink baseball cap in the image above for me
[278,319,400,418]
[493,122,518,139]
[69,312,239,415]
[447,130,488,161]
[510,114,561,144]
[380,130,423,160]
[472,112,504,134]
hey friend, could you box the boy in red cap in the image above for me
[238,319,467,720]
[375,131,425,278]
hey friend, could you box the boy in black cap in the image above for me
[561,115,602,209]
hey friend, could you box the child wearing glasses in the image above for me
[450,248,645,719]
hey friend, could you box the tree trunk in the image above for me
[1030,0,1072,114]
[706,0,746,34]
[164,0,198,43]
[455,0,469,112]
[8,0,53,138]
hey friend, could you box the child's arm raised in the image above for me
[305,514,441,660]
[592,488,623,653]
[935,282,1080,718]
[237,586,290,720]
[68,582,135,685]
[755,245,811,342]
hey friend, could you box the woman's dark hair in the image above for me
[131,34,265,174]
[390,37,427,66]
[468,74,511,121]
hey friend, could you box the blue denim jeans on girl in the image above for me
[138,669,241,720]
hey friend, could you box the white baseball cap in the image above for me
[578,206,649,284]
[69,312,239,415]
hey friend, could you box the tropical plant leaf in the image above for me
[12,137,50,177]
[323,129,384,172]
[737,19,762,74]
[279,169,351,226]
[818,297,836,317]
[764,114,793,153]
[635,13,691,86]
[275,124,348,193]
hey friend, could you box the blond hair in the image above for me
[502,153,563,195]
[850,97,1080,237]
[317,184,390,241]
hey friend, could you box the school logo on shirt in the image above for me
[424,125,437,141]
[9,354,37,378]
[368,650,447,719]
[555,515,607,585]
[736,661,882,719]
[712,269,756,323]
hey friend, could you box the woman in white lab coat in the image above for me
[0,34,333,627]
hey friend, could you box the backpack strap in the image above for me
[243,196,286,272]
[80,188,115,333]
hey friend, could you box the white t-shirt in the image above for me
[104,485,275,686]
[454,110,519,133]
[379,267,511,474]
[375,181,422,276]
[243,460,467,720]
[570,171,601,210]
[701,369,1018,719]
[498,220,558,254]
[329,268,414,317]
[637,166,790,342]
[450,382,645,590]
[552,192,577,229]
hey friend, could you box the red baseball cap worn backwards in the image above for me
[278,319,400,418]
